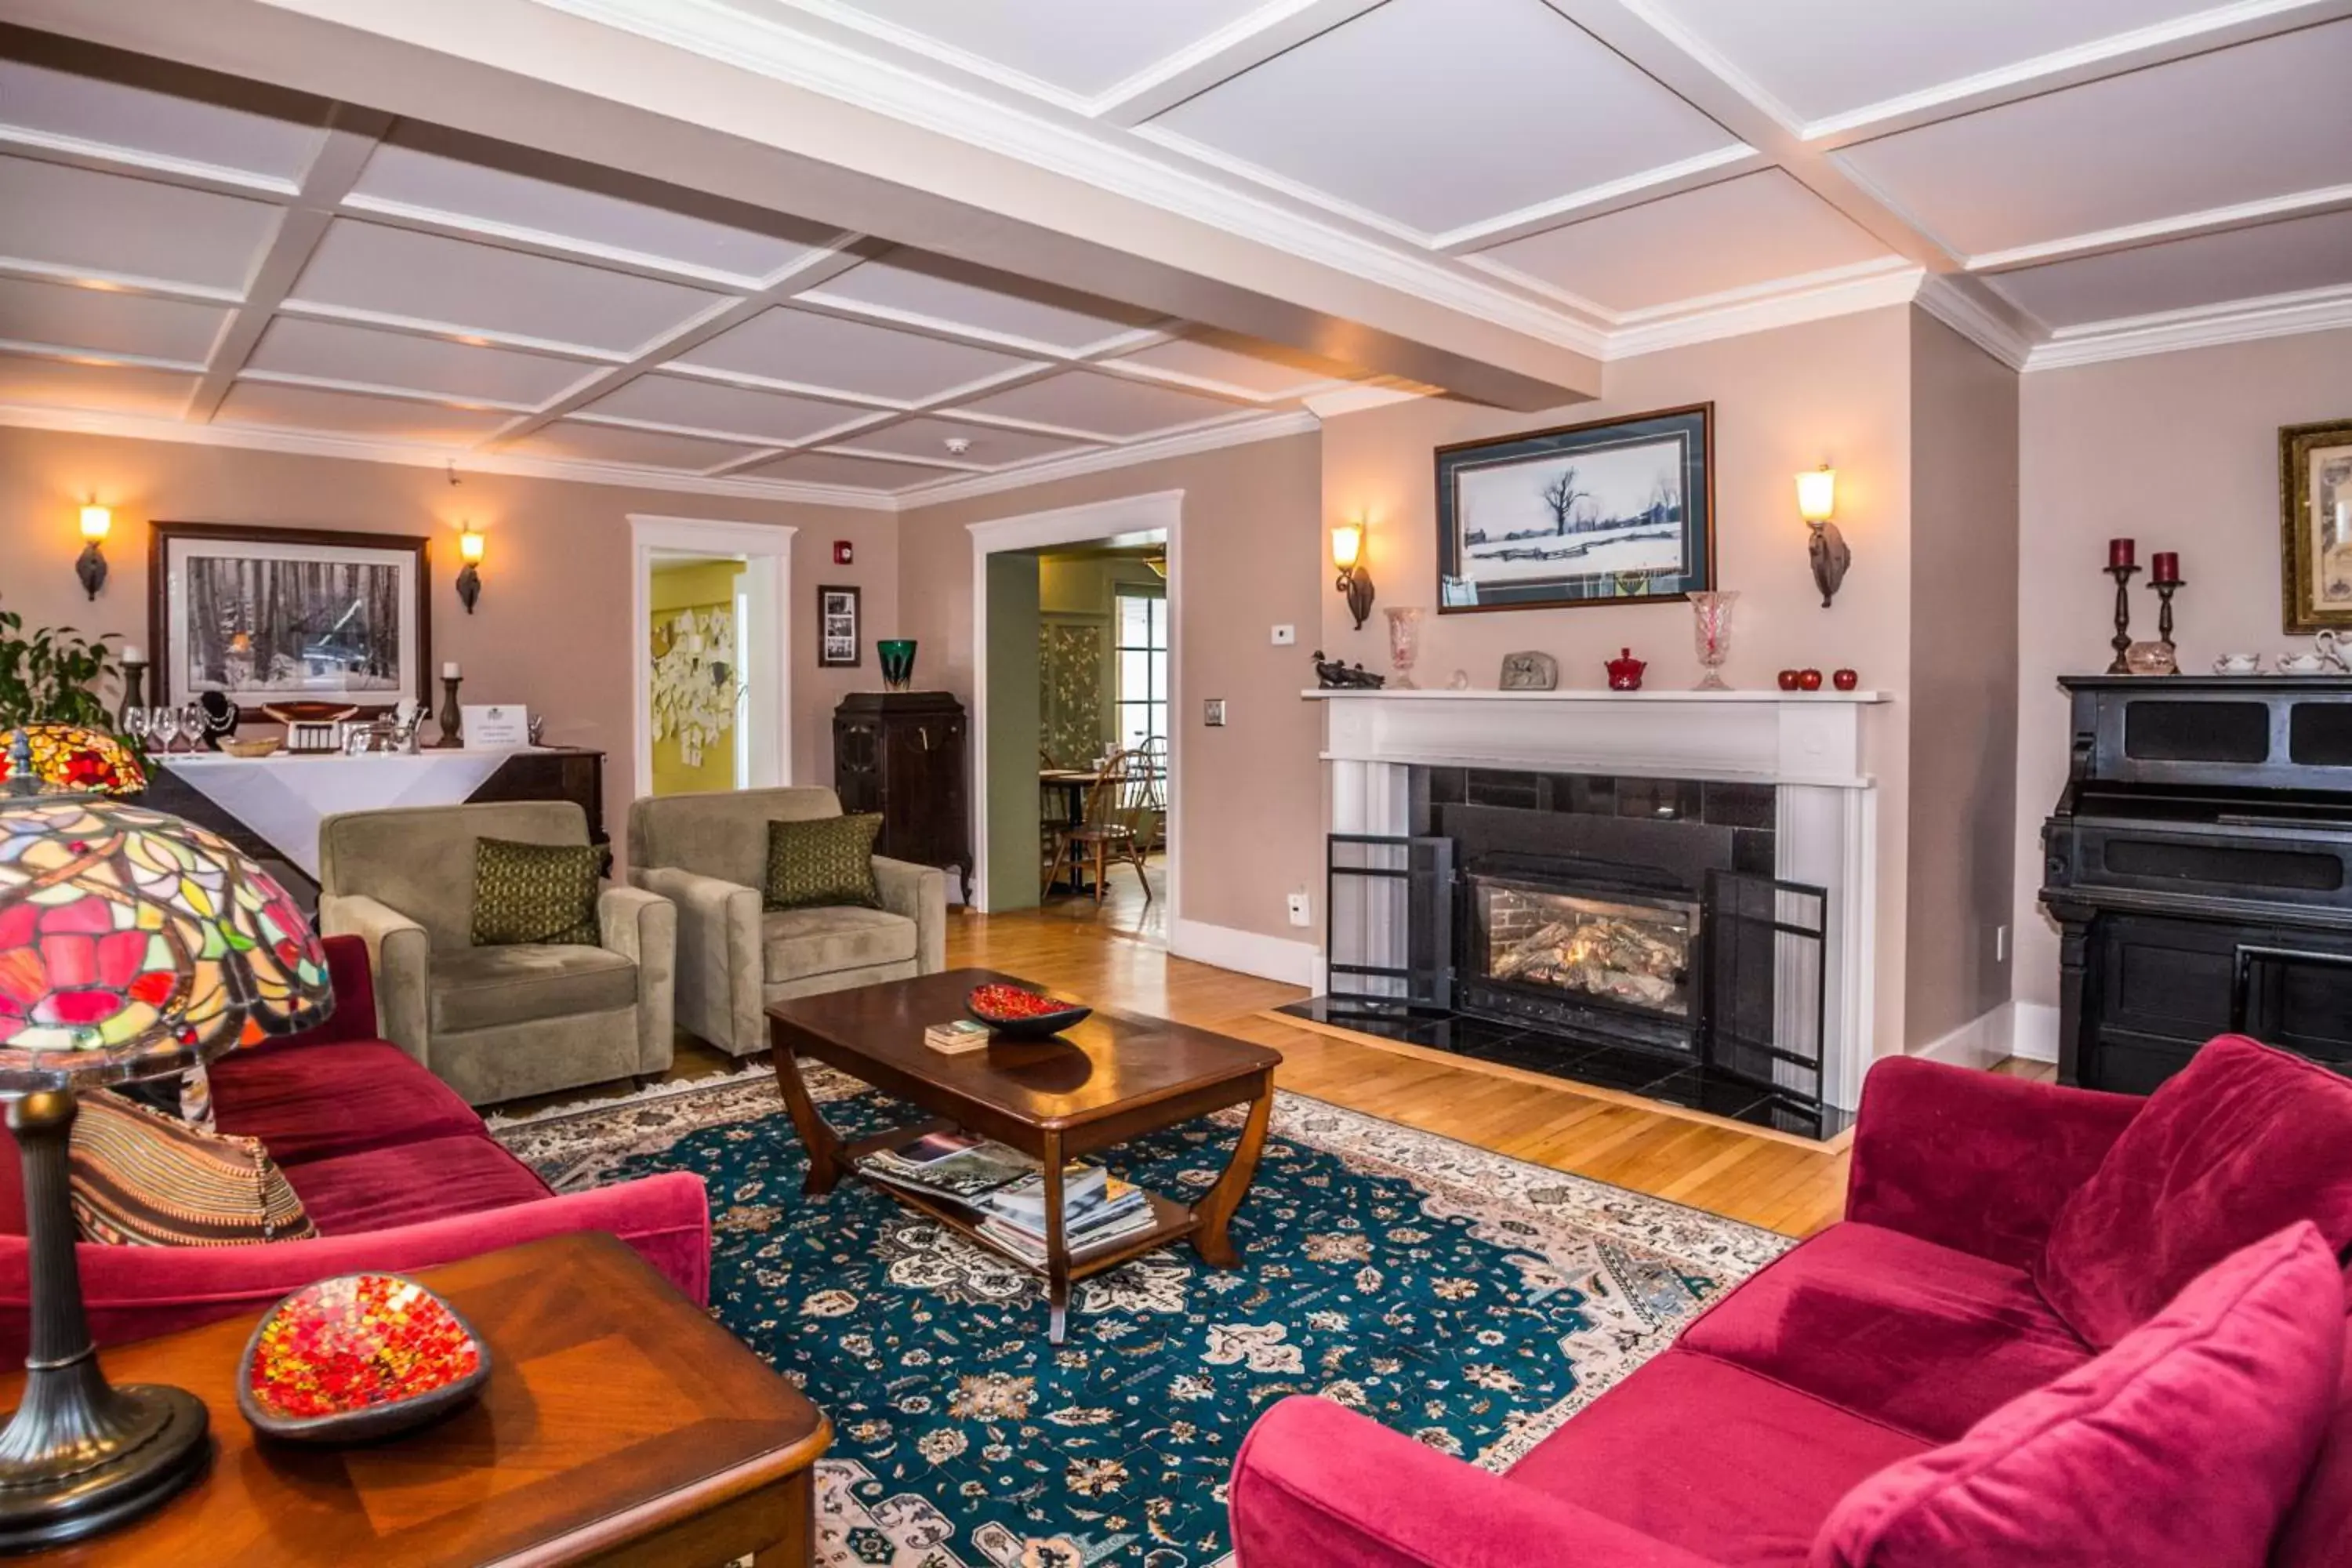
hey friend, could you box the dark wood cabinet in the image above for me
[834,691,971,902]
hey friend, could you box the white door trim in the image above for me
[968,489,1182,920]
[627,514,797,802]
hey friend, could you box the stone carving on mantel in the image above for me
[1498,652,1559,691]
[1312,651,1386,690]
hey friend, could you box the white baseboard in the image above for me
[2010,1000,2060,1064]
[1168,918,1320,987]
[1915,1001,2016,1071]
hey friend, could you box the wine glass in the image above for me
[122,706,151,753]
[149,706,180,755]
[180,699,206,752]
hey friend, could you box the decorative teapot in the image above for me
[1605,648,1646,691]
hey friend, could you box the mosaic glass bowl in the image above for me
[238,1273,489,1443]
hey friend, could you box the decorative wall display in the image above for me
[818,584,862,668]
[2280,418,2352,633]
[1039,620,1105,768]
[1498,651,1559,691]
[150,523,430,717]
[651,604,739,768]
[1436,405,1714,613]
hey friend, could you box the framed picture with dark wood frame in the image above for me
[817,584,862,668]
[1436,403,1715,613]
[2281,417,2352,633]
[148,522,433,719]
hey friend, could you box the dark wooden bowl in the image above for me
[237,1273,491,1445]
[966,988,1092,1040]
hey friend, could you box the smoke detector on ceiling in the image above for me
[943,437,972,456]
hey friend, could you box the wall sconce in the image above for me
[74,504,110,601]
[455,526,485,614]
[1330,521,1374,630]
[1797,466,1849,608]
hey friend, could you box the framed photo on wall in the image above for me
[2281,418,2352,633]
[818,584,862,668]
[148,522,431,717]
[1436,403,1715,613]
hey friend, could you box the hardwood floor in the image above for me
[528,900,2056,1239]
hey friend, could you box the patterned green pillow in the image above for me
[470,837,602,946]
[764,814,883,911]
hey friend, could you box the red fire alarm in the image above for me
[833,540,854,566]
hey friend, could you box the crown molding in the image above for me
[1915,274,2035,370]
[898,408,1319,510]
[1606,263,1926,359]
[2023,283,2352,371]
[1301,383,1430,418]
[1964,183,2352,273]
[0,399,899,509]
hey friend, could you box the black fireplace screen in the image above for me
[1325,834,1454,1011]
[1704,870,1829,1109]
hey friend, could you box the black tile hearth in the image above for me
[1279,997,1852,1141]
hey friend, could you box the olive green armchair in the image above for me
[318,800,676,1106]
[626,786,946,1058]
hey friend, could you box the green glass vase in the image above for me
[877,639,918,691]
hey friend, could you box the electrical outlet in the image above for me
[1287,891,1312,927]
[1203,698,1227,727]
[1994,924,2009,964]
[1271,624,1296,645]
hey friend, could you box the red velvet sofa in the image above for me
[0,936,710,1363]
[1231,1044,2352,1566]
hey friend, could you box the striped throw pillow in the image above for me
[69,1090,317,1247]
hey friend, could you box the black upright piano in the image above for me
[2041,675,2352,1092]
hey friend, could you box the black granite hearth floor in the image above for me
[1278,996,1854,1142]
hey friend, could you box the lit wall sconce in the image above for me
[74,503,110,601]
[455,526,485,614]
[1331,520,1374,630]
[1797,466,1849,608]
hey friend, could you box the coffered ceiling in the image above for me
[2,0,2349,505]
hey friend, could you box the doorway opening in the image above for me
[970,492,1180,948]
[628,515,793,804]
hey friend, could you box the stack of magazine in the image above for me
[973,1169,1152,1265]
[859,1131,1036,1201]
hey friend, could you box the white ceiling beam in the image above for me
[184,102,390,423]
[0,122,299,198]
[1090,0,1388,125]
[474,232,882,449]
[0,256,241,306]
[1965,184,2352,273]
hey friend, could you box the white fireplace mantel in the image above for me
[1304,688,1887,789]
[1308,686,1889,1114]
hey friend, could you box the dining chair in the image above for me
[1044,748,1152,906]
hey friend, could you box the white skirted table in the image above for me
[161,750,535,879]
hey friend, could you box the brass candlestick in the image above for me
[2105,563,2140,675]
[2154,579,2184,673]
[437,675,463,747]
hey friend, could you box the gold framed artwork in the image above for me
[2281,418,2352,633]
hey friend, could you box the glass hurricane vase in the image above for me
[1385,607,1425,690]
[1690,590,1738,691]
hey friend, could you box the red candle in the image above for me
[2108,537,2136,570]
[2151,551,2180,585]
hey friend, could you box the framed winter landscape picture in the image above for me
[1436,404,1714,613]
[150,522,431,717]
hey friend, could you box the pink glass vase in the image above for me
[1690,590,1737,691]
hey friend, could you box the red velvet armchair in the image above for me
[0,936,710,1363]
[1231,1047,2352,1566]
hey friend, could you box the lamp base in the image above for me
[0,1382,209,1549]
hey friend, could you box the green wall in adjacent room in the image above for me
[649,558,745,797]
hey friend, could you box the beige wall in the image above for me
[1906,313,2020,1047]
[897,436,1324,942]
[1320,307,1918,1049]
[0,426,896,860]
[2013,326,2352,1010]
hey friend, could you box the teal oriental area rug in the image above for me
[491,1065,1788,1568]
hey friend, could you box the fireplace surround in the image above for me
[1302,687,1886,1134]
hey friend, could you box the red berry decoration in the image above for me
[1832,668,1859,691]
[1798,669,1824,691]
[1777,670,1801,691]
[245,1274,481,1423]
[967,983,1069,1021]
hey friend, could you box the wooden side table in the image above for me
[2,1233,828,1566]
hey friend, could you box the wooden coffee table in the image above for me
[2,1233,829,1566]
[767,968,1282,1341]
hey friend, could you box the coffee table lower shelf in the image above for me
[860,1149,1201,1280]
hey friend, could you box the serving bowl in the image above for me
[966,982,1091,1039]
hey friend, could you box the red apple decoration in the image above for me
[1798,668,1824,691]
[1832,668,1859,691]
[1777,670,1802,691]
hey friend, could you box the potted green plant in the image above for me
[0,608,125,731]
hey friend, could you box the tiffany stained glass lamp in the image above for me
[0,726,147,799]
[0,796,330,1547]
